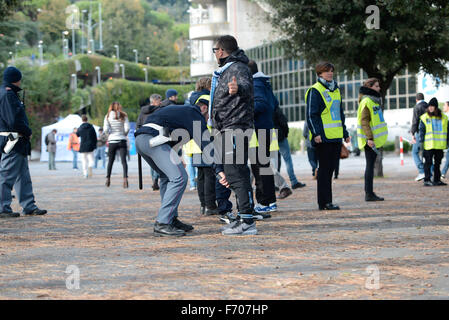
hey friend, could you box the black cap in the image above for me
[428,97,439,108]
[3,66,22,84]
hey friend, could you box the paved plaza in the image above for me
[1,153,449,299]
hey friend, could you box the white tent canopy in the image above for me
[40,114,99,162]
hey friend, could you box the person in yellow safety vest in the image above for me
[306,61,350,211]
[418,97,449,186]
[356,78,388,201]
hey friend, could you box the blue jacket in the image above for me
[189,89,210,106]
[0,83,32,155]
[306,78,349,146]
[134,104,222,174]
[253,72,275,130]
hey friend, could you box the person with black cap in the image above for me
[0,66,47,218]
[160,89,179,107]
[419,97,449,186]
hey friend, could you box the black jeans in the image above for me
[250,129,276,206]
[315,142,341,207]
[423,149,444,182]
[364,145,377,195]
[107,140,128,178]
[197,167,217,209]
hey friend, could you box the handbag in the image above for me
[340,144,350,159]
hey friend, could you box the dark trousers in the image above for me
[364,145,377,195]
[250,129,276,206]
[316,142,341,207]
[107,140,128,178]
[197,167,217,209]
[307,146,317,175]
[219,131,254,217]
[424,149,444,182]
[216,178,232,214]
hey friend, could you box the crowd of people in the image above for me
[1,35,448,237]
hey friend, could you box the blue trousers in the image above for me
[184,155,197,188]
[278,138,299,185]
[412,133,424,174]
[442,150,449,176]
[72,149,78,169]
[0,151,38,214]
[136,134,188,225]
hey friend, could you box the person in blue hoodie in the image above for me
[247,60,277,219]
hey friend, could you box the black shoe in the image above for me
[277,187,292,199]
[154,222,186,237]
[0,211,20,218]
[172,217,194,232]
[365,193,384,201]
[205,207,219,215]
[152,181,160,191]
[423,181,434,186]
[334,175,338,179]
[433,181,447,186]
[274,186,280,192]
[319,203,340,210]
[200,206,205,215]
[292,182,306,189]
[25,208,47,216]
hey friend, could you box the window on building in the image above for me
[399,97,407,109]
[389,80,397,95]
[390,98,397,109]
[399,78,406,95]
[300,106,306,121]
[347,83,354,98]
[295,106,300,121]
[354,70,361,81]
[306,71,311,86]
[408,76,416,93]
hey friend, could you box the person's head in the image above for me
[150,93,162,106]
[165,89,178,102]
[444,101,449,113]
[416,93,425,102]
[247,60,258,75]
[213,35,238,62]
[99,127,103,133]
[3,66,22,87]
[81,114,88,122]
[195,77,212,91]
[315,62,335,82]
[107,101,127,120]
[73,127,77,133]
[52,129,57,134]
[427,97,441,117]
[196,96,210,118]
[358,78,381,103]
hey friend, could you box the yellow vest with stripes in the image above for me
[249,130,279,151]
[305,82,343,140]
[420,113,448,150]
[356,97,388,148]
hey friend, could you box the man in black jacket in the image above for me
[410,93,428,181]
[210,35,257,235]
[76,115,97,179]
[0,66,47,218]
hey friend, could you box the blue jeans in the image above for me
[412,133,424,174]
[278,138,299,185]
[72,149,78,169]
[184,155,197,188]
[94,146,106,169]
[307,146,318,175]
[442,150,449,176]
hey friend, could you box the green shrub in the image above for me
[288,128,303,152]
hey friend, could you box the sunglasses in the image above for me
[212,47,222,53]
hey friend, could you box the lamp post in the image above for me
[120,64,125,79]
[90,39,95,54]
[143,68,148,83]
[133,49,138,64]
[114,45,119,60]
[98,2,103,51]
[9,51,13,65]
[146,56,150,67]
[95,66,101,85]
[81,10,87,54]
[71,73,77,93]
[62,31,69,58]
[15,41,20,61]
[38,40,43,66]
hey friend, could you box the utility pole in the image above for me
[114,45,119,60]
[38,40,43,66]
[133,49,138,64]
[98,2,103,51]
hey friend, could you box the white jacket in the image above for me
[104,112,130,142]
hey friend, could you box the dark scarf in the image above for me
[359,86,381,104]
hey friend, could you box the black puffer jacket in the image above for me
[211,49,254,131]
[136,105,161,129]
[76,122,97,153]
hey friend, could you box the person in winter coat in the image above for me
[411,93,429,181]
[0,66,47,217]
[67,127,80,170]
[160,89,180,107]
[419,97,449,186]
[94,128,107,169]
[104,101,130,188]
[76,115,97,179]
[47,129,57,170]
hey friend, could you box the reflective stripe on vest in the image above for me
[356,97,388,149]
[420,113,448,150]
[305,82,343,140]
[249,129,279,151]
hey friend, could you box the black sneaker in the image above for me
[365,193,384,201]
[423,181,434,187]
[433,181,447,186]
[24,208,47,216]
[277,187,292,199]
[219,212,238,224]
[319,203,340,210]
[200,206,205,215]
[172,217,194,232]
[154,222,185,237]
[0,212,20,218]
[292,182,306,189]
[205,207,219,215]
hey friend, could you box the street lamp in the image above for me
[114,45,119,60]
[15,41,20,61]
[119,64,125,79]
[90,39,95,54]
[146,56,150,67]
[98,2,103,51]
[143,68,148,83]
[95,66,101,85]
[9,51,13,65]
[71,74,77,93]
[133,49,138,64]
[62,31,69,58]
[38,40,43,66]
[81,10,87,54]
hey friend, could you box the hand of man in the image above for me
[345,136,351,144]
[218,172,230,188]
[228,76,238,95]
[314,135,322,144]
[367,139,375,148]
[411,136,416,144]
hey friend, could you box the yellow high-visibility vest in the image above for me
[420,113,448,150]
[356,96,388,148]
[305,82,343,139]
[249,129,279,151]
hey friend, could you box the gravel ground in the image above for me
[1,153,449,299]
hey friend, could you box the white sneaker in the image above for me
[415,173,425,181]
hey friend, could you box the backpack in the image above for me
[45,133,50,146]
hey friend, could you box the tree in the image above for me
[0,0,21,21]
[263,0,449,176]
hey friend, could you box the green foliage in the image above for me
[264,0,449,100]
[288,128,303,153]
[0,0,21,21]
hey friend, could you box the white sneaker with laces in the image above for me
[415,173,425,181]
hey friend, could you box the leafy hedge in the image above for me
[288,128,303,152]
